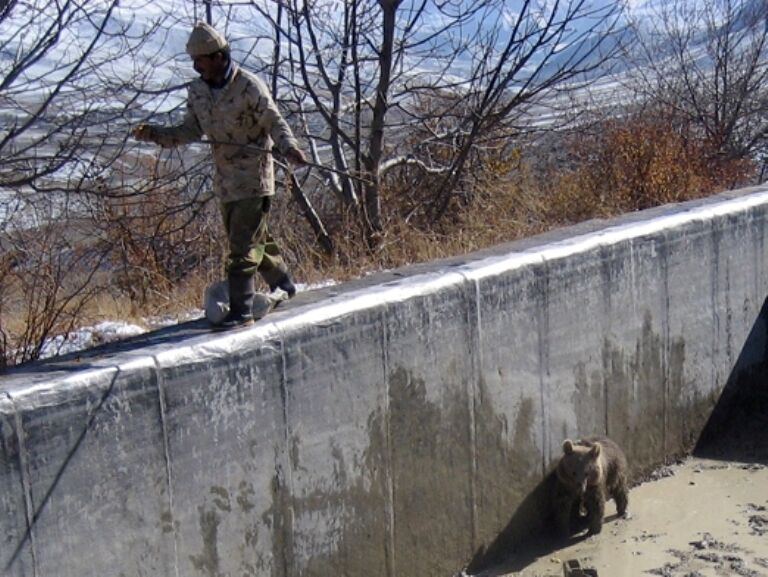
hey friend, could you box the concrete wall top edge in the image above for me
[0,267,473,395]
[150,319,283,368]
[461,186,768,281]
[272,268,470,333]
[1,364,120,409]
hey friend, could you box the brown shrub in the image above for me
[0,221,106,366]
[544,115,756,225]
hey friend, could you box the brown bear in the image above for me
[553,436,629,538]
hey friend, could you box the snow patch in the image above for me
[40,321,147,359]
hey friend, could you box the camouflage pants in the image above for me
[220,196,288,285]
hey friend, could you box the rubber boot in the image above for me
[269,271,296,298]
[215,274,255,330]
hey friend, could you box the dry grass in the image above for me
[83,272,213,325]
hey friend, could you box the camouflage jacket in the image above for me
[151,64,300,203]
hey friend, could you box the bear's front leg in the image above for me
[554,497,576,538]
[584,485,606,535]
[552,485,580,539]
[613,482,629,517]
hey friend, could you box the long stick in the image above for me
[200,139,373,185]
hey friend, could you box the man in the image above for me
[133,22,306,329]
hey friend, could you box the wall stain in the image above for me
[288,404,389,577]
[574,362,605,436]
[189,506,221,577]
[469,376,543,572]
[385,366,474,577]
[596,311,719,477]
[236,480,256,513]
[601,312,667,476]
[263,461,293,577]
[159,510,177,534]
[266,365,478,577]
[186,482,272,577]
[210,486,231,512]
[293,365,543,577]
[665,336,718,456]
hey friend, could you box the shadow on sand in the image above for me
[694,296,768,465]
[465,470,603,576]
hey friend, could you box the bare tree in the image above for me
[251,0,625,244]
[1,1,120,191]
[626,0,768,167]
[0,0,208,214]
[426,0,626,217]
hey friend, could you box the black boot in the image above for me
[215,274,255,330]
[269,271,296,298]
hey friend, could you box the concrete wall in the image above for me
[2,186,767,577]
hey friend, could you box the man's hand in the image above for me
[132,124,155,142]
[284,148,307,167]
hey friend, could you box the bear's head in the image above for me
[556,439,603,494]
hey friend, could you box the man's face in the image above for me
[192,52,227,83]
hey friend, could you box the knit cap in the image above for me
[186,22,228,57]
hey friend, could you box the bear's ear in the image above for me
[563,440,574,455]
[589,442,602,458]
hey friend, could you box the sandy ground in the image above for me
[490,456,768,576]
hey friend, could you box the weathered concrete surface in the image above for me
[1,186,768,577]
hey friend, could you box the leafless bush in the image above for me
[625,0,768,166]
[0,213,107,366]
[94,156,225,310]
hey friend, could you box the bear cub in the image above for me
[553,436,629,538]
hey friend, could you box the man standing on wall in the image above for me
[133,22,306,330]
